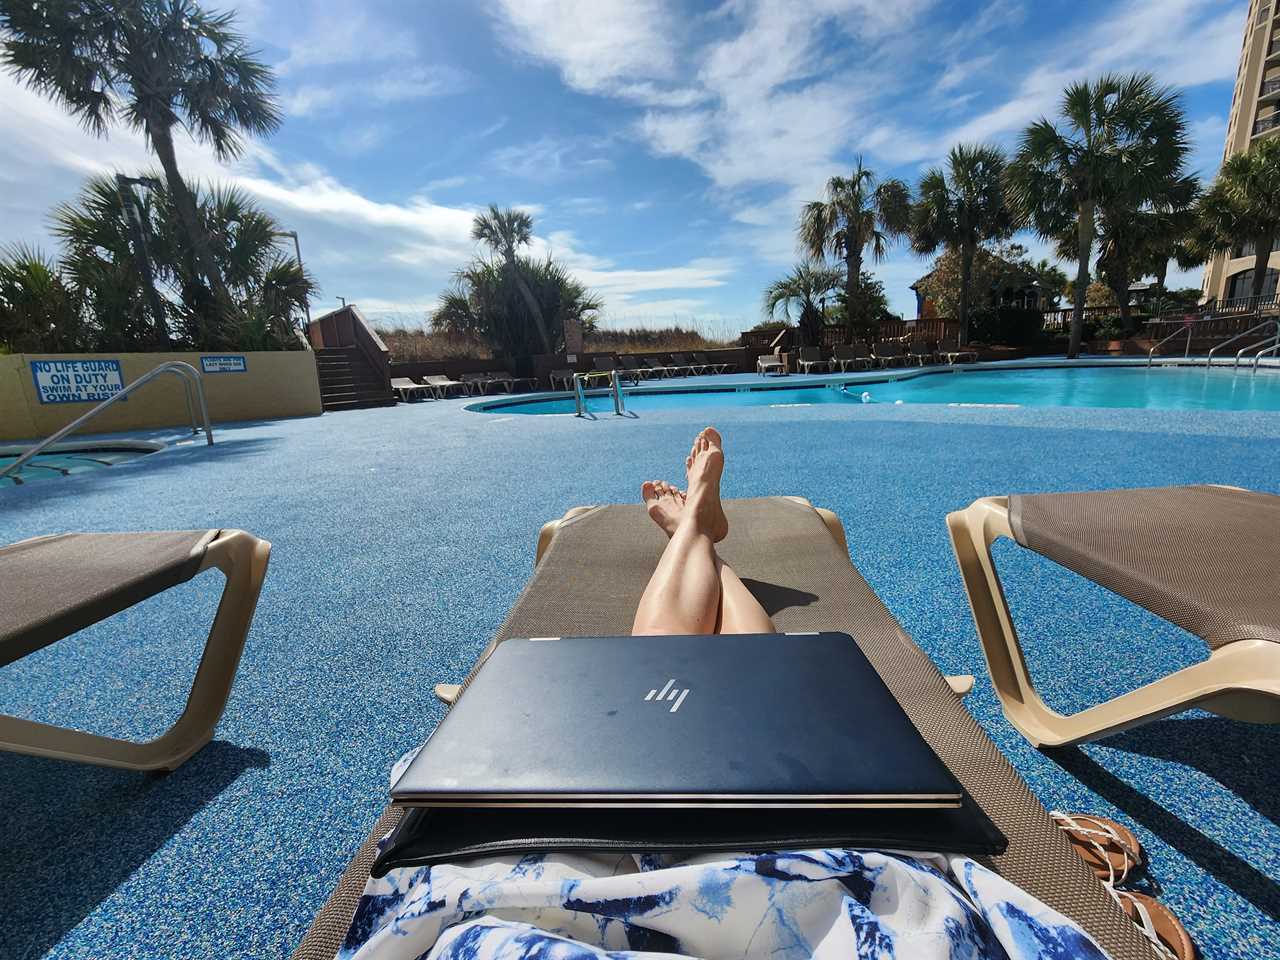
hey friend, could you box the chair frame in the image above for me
[0,529,272,771]
[946,496,1280,747]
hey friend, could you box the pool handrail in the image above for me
[0,361,213,480]
[1146,316,1210,366]
[1201,314,1280,370]
[1250,339,1280,375]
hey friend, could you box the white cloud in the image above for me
[423,175,470,192]
[276,9,416,74]
[488,135,615,181]
[282,66,466,117]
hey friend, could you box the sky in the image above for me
[0,0,1250,335]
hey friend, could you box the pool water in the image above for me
[0,446,158,485]
[487,366,1280,415]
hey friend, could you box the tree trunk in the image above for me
[507,254,553,354]
[844,249,863,343]
[116,179,170,348]
[1069,199,1095,359]
[148,121,232,339]
[1250,235,1273,301]
[958,241,975,345]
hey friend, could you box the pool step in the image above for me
[314,348,396,411]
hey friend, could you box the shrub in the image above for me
[967,305,1044,346]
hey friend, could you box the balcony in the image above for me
[1255,112,1280,136]
[1262,78,1280,102]
[1270,38,1280,63]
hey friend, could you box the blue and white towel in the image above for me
[338,755,1111,960]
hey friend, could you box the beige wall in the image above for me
[0,351,322,442]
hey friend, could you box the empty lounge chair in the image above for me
[872,341,908,368]
[756,353,785,375]
[940,339,978,364]
[947,485,1280,748]
[391,377,432,402]
[694,352,733,374]
[0,529,270,770]
[641,357,675,378]
[423,374,469,399]
[671,353,707,375]
[620,355,654,380]
[831,343,872,372]
[592,356,639,385]
[292,498,1160,960]
[796,346,830,374]
[548,369,575,391]
[907,339,938,366]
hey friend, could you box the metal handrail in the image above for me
[1202,315,1280,368]
[572,372,588,417]
[0,361,213,480]
[1146,318,1205,365]
[610,370,628,416]
[1251,340,1280,375]
[572,370,631,418]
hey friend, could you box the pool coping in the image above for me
[465,355,1280,413]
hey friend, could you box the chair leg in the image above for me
[946,498,1280,747]
[0,530,271,771]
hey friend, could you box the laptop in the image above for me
[391,632,963,809]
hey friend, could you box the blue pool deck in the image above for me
[2,367,1279,959]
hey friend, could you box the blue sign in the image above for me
[30,358,125,404]
[201,355,248,373]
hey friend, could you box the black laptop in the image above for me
[391,632,963,809]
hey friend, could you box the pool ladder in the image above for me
[1205,316,1280,374]
[0,361,213,480]
[572,371,629,418]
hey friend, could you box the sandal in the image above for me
[1052,811,1144,885]
[1112,889,1196,960]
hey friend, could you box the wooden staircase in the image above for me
[314,347,396,411]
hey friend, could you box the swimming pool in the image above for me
[478,364,1280,415]
[0,440,163,485]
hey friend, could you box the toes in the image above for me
[704,426,721,449]
[642,480,658,502]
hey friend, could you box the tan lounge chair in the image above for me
[873,341,908,367]
[907,340,938,366]
[756,354,785,376]
[796,346,830,374]
[693,352,733,374]
[0,530,270,771]
[832,343,872,371]
[293,499,1158,960]
[947,485,1280,748]
[548,369,575,391]
[423,374,469,399]
[391,377,432,402]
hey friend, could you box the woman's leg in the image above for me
[632,430,730,635]
[717,561,777,634]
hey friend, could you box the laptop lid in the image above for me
[391,632,963,809]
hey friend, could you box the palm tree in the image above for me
[0,0,281,320]
[762,262,843,347]
[1192,136,1280,303]
[471,205,553,354]
[0,245,87,353]
[910,144,1013,343]
[798,158,911,335]
[1005,73,1187,357]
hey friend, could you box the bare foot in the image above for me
[682,426,728,542]
[642,479,686,537]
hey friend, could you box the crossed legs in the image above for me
[631,428,777,636]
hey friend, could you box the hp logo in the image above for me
[645,679,690,713]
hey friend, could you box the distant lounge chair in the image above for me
[872,341,908,368]
[548,369,575,391]
[756,354,785,376]
[460,372,503,395]
[592,356,639,385]
[907,340,938,366]
[671,353,707,375]
[423,374,469,399]
[832,343,872,372]
[796,346,830,374]
[693,352,733,374]
[948,485,1280,748]
[940,340,978,364]
[0,529,270,770]
[391,377,432,402]
[640,357,675,378]
[620,355,655,380]
[493,371,537,392]
[293,498,1155,960]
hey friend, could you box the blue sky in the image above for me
[0,0,1248,334]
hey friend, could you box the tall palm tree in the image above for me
[910,143,1013,344]
[471,204,553,354]
[798,158,911,334]
[0,0,281,320]
[762,262,843,348]
[1192,136,1280,302]
[1005,73,1187,357]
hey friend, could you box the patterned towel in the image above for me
[337,755,1110,960]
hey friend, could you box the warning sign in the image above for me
[30,359,125,404]
[201,354,247,373]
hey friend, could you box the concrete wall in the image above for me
[0,351,322,442]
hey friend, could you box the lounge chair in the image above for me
[460,372,499,395]
[640,357,675,378]
[907,340,938,366]
[756,354,785,375]
[796,346,830,374]
[620,355,654,380]
[483,371,520,393]
[292,499,1158,960]
[948,485,1280,748]
[0,529,270,770]
[872,341,909,368]
[592,356,640,386]
[423,374,469,399]
[390,377,432,402]
[548,369,575,391]
[670,353,707,375]
[495,371,538,393]
[832,343,872,371]
[693,352,733,374]
[941,340,978,364]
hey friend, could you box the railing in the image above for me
[306,304,391,390]
[1255,113,1280,136]
[1203,315,1280,369]
[0,361,212,480]
[1147,318,1209,365]
[572,370,629,418]
[1262,79,1280,98]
